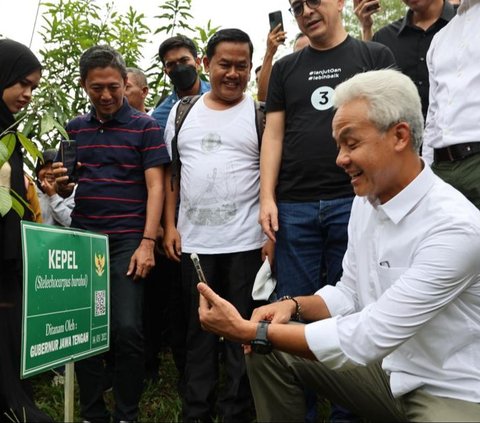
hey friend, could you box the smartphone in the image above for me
[269,10,283,32]
[190,253,208,284]
[57,140,78,183]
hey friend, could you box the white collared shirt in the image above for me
[305,164,480,402]
[423,0,480,164]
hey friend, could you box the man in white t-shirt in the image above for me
[162,28,268,422]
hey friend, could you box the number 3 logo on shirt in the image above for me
[311,86,334,111]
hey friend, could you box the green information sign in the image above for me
[21,222,110,378]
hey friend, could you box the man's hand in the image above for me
[127,239,156,280]
[198,282,255,343]
[353,0,380,41]
[41,177,57,197]
[259,198,279,242]
[267,23,286,53]
[251,300,295,325]
[52,161,76,198]
[162,225,182,262]
[261,238,275,266]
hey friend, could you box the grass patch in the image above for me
[31,349,332,422]
[31,349,182,422]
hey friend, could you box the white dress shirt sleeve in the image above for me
[422,35,440,166]
[305,316,357,369]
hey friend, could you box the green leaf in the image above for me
[0,187,13,217]
[9,187,31,218]
[40,112,56,135]
[0,141,9,169]
[21,114,36,138]
[51,118,69,140]
[10,195,25,218]
[17,132,42,163]
[0,132,16,161]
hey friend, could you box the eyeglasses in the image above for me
[289,0,321,17]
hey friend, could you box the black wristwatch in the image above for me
[250,320,273,354]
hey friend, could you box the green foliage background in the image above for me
[4,0,405,172]
[343,0,407,38]
[14,0,219,172]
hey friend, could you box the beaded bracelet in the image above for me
[278,295,302,321]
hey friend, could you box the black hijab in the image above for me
[0,39,42,261]
[0,39,42,131]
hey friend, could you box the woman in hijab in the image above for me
[0,38,51,422]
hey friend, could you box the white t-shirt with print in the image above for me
[164,94,265,254]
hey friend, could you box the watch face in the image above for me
[251,319,273,354]
[250,339,273,355]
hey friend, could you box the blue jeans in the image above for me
[275,197,353,298]
[275,198,356,421]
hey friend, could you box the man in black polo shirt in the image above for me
[354,0,456,119]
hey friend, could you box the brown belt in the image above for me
[433,142,480,162]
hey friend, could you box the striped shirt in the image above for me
[67,100,170,236]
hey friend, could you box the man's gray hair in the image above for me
[333,69,424,152]
[126,67,148,88]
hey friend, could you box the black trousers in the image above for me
[143,252,187,388]
[76,237,145,422]
[0,260,52,422]
[181,249,262,422]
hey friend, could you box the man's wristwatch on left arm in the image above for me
[250,320,273,354]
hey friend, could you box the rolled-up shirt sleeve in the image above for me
[305,316,361,369]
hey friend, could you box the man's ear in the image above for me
[203,56,210,73]
[392,122,412,152]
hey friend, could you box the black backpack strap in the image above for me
[170,94,201,191]
[254,100,266,150]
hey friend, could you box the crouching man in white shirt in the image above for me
[196,69,480,422]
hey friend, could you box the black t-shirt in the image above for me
[266,35,395,202]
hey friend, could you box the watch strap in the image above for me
[256,320,270,340]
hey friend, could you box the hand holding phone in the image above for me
[269,10,283,32]
[353,0,379,38]
[55,140,78,183]
[191,253,208,284]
